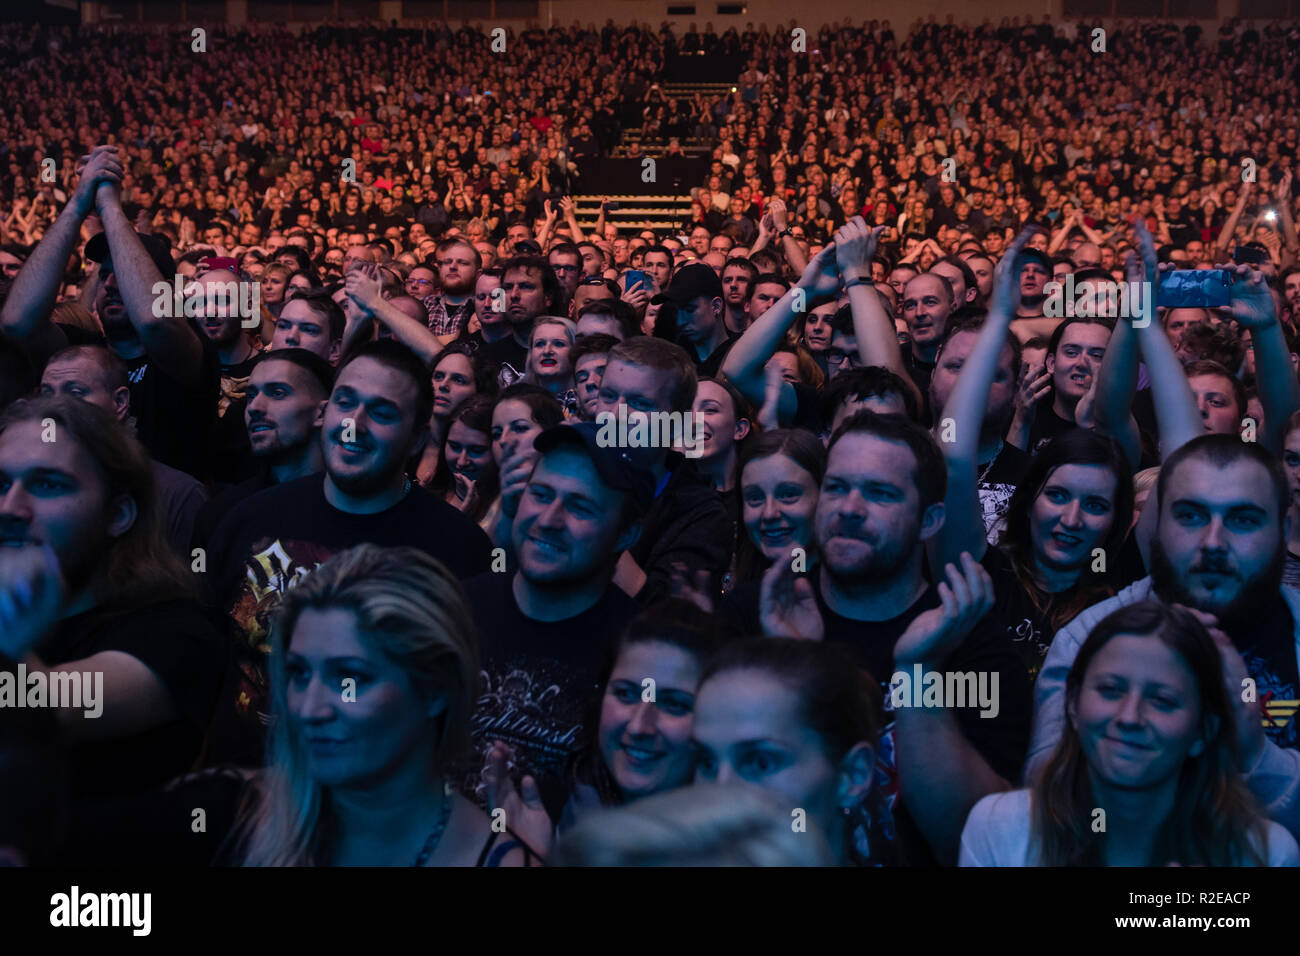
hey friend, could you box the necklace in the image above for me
[977,441,1004,485]
[412,783,454,867]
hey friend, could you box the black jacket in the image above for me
[629,453,733,606]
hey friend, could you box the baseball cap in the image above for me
[1016,246,1052,273]
[665,262,724,307]
[85,231,175,278]
[199,256,241,275]
[534,422,657,515]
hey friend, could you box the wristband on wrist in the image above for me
[843,275,873,290]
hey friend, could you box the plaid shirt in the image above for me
[422,294,475,337]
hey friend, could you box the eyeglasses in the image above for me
[825,349,860,367]
[551,264,582,274]
[407,278,434,287]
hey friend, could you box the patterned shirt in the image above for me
[421,294,475,337]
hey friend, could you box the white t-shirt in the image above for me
[960,789,1300,867]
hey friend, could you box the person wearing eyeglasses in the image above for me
[405,265,436,301]
[548,243,584,301]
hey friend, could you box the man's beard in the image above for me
[1149,537,1285,638]
[980,402,1014,446]
[441,275,476,297]
[101,309,136,341]
[821,524,915,584]
[206,320,244,348]
[510,312,540,334]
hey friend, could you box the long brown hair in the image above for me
[998,429,1133,634]
[0,396,194,611]
[731,428,826,586]
[1031,601,1270,866]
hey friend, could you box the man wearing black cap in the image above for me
[0,145,217,479]
[668,262,735,376]
[463,421,646,819]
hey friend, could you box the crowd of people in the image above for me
[2,15,1300,867]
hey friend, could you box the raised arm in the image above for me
[1226,260,1299,456]
[833,217,920,406]
[1089,230,1165,469]
[1132,226,1203,460]
[720,244,842,426]
[1,147,125,362]
[344,265,442,366]
[558,196,584,244]
[1277,171,1298,267]
[1213,181,1252,261]
[1046,211,1076,255]
[535,199,559,249]
[769,199,808,274]
[95,179,204,385]
[929,229,1032,571]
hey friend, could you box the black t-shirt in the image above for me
[208,354,259,488]
[191,469,277,553]
[980,546,1058,683]
[333,210,368,232]
[468,332,528,387]
[978,441,1032,543]
[1026,396,1074,454]
[29,599,226,798]
[629,454,734,605]
[201,475,494,766]
[461,573,641,820]
[63,767,245,866]
[1238,597,1300,752]
[791,382,827,436]
[720,573,1033,863]
[980,542,1146,684]
[124,338,221,481]
[695,335,738,378]
[902,351,937,424]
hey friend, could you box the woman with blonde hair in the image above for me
[259,262,294,320]
[1131,466,1161,531]
[523,315,579,415]
[234,544,531,866]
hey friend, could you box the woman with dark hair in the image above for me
[691,638,894,866]
[482,599,719,861]
[234,544,529,866]
[940,427,1137,681]
[961,601,1298,866]
[692,376,754,496]
[729,428,826,590]
[415,343,497,484]
[481,383,564,547]
[1281,409,1300,588]
[426,396,499,524]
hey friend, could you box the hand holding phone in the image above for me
[1156,269,1233,309]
